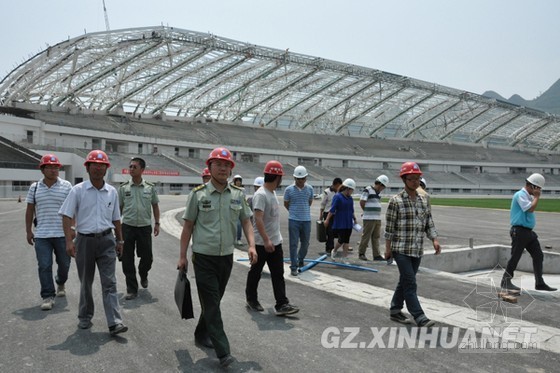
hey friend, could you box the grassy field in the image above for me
[377,197,560,212]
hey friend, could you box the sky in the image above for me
[1,0,559,100]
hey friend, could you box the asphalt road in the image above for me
[1,195,559,372]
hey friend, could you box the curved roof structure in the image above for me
[2,26,560,151]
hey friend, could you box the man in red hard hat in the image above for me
[25,154,72,311]
[59,150,127,336]
[245,160,299,316]
[385,161,441,328]
[177,147,256,368]
[201,167,211,184]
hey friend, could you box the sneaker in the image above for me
[109,323,128,336]
[417,318,436,328]
[342,258,350,264]
[373,256,385,261]
[125,293,137,300]
[348,247,353,251]
[359,254,368,261]
[330,249,337,260]
[390,312,412,324]
[78,320,93,329]
[535,283,557,291]
[246,300,264,312]
[41,297,55,311]
[140,277,148,289]
[219,354,235,367]
[56,284,66,297]
[275,303,299,316]
[290,269,298,276]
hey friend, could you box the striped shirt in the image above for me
[283,183,313,221]
[384,189,437,258]
[26,177,72,238]
[360,185,382,220]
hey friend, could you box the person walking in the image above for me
[25,154,73,311]
[283,165,314,276]
[319,178,342,254]
[118,157,161,300]
[385,162,441,328]
[231,174,246,246]
[501,173,557,292]
[59,150,127,336]
[177,147,257,368]
[325,179,357,263]
[245,161,299,315]
[357,175,389,261]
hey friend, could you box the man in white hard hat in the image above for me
[502,173,556,292]
[357,175,389,261]
[283,165,314,276]
[231,175,246,246]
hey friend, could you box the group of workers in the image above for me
[25,146,556,368]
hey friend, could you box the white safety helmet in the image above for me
[375,174,389,187]
[293,165,308,178]
[253,176,264,186]
[233,174,243,181]
[526,173,545,189]
[342,178,356,190]
[420,177,427,189]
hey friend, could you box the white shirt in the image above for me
[59,180,120,234]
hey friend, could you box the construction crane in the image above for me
[102,0,111,31]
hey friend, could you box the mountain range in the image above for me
[482,78,560,115]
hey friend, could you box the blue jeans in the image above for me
[34,237,71,299]
[288,220,311,270]
[390,252,428,324]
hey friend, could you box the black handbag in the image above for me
[174,269,194,320]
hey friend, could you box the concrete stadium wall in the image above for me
[421,245,560,274]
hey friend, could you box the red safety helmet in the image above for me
[263,160,284,175]
[201,167,211,177]
[84,150,111,167]
[399,161,422,177]
[39,154,62,168]
[206,147,235,168]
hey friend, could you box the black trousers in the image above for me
[323,211,335,252]
[122,224,153,294]
[504,226,544,284]
[245,244,289,308]
[193,252,233,358]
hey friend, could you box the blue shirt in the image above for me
[329,193,354,230]
[59,180,121,234]
[510,188,536,229]
[283,183,313,221]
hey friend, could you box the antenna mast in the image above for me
[102,0,111,31]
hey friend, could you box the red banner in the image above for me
[122,169,180,176]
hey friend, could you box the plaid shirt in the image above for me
[384,189,437,258]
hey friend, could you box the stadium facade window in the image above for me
[188,148,196,158]
[12,180,32,191]
[342,160,348,168]
[451,188,459,193]
[170,183,183,191]
[138,143,143,154]
[26,131,33,143]
[175,147,179,156]
[92,138,101,149]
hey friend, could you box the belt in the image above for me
[512,225,532,230]
[78,228,113,238]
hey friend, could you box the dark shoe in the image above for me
[298,260,304,268]
[390,312,413,324]
[417,318,435,328]
[219,354,235,367]
[290,269,298,276]
[140,277,148,288]
[275,303,299,316]
[78,320,93,329]
[373,256,385,261]
[501,278,521,292]
[535,283,557,291]
[109,323,128,336]
[125,292,137,300]
[246,300,264,312]
[358,254,368,261]
[195,334,214,348]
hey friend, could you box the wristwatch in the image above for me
[155,222,160,226]
[117,240,125,244]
